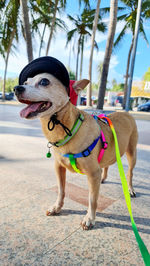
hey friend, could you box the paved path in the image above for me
[0,104,150,265]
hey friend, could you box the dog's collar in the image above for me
[48,113,84,147]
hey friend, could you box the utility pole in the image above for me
[125,0,142,111]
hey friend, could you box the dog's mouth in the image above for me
[19,99,52,118]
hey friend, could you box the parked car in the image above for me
[137,101,150,112]
[0,92,14,100]
[80,96,86,105]
[115,96,123,106]
[5,92,14,100]
[110,95,116,106]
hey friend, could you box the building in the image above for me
[131,81,150,106]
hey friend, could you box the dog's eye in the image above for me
[38,78,50,86]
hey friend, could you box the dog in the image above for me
[14,56,138,230]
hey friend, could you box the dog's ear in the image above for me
[72,79,90,95]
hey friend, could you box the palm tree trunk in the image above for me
[123,37,134,109]
[39,24,46,57]
[79,36,84,80]
[2,30,15,100]
[87,0,101,106]
[2,56,9,101]
[76,38,80,80]
[68,41,72,69]
[20,0,33,62]
[46,0,58,56]
[97,0,118,109]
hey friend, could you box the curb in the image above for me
[78,106,150,121]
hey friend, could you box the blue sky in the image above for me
[0,0,150,86]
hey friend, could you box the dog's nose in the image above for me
[14,85,25,96]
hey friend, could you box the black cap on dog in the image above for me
[19,56,70,93]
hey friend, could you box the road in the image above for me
[0,103,150,144]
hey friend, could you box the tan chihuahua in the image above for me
[14,57,138,230]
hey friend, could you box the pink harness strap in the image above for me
[95,114,108,163]
[98,130,108,163]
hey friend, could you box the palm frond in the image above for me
[117,14,128,21]
[142,0,150,14]
[94,40,99,51]
[120,0,134,8]
[0,0,6,9]
[100,6,126,16]
[67,14,77,23]
[78,0,90,9]
[114,23,128,49]
[142,0,150,19]
[55,18,68,31]
[139,21,149,46]
[66,28,77,45]
[97,22,107,33]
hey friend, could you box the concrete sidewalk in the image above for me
[0,104,150,265]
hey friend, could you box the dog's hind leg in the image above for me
[46,160,66,215]
[101,167,108,183]
[126,131,137,197]
[126,149,137,197]
[81,167,102,230]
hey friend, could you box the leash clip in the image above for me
[102,141,108,150]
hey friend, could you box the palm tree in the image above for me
[30,0,67,57]
[97,0,118,109]
[20,0,33,62]
[66,9,91,80]
[66,0,90,75]
[45,0,66,55]
[66,8,106,80]
[66,0,91,69]
[114,0,150,108]
[87,0,101,106]
[0,0,20,100]
[0,20,5,59]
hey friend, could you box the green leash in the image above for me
[103,116,150,266]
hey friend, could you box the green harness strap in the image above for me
[49,113,84,147]
[104,116,150,266]
[69,154,84,174]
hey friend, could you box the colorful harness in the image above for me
[47,113,108,174]
[62,114,108,174]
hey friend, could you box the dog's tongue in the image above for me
[20,102,43,118]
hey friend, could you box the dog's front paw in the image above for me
[129,188,136,198]
[81,214,95,230]
[46,205,62,216]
